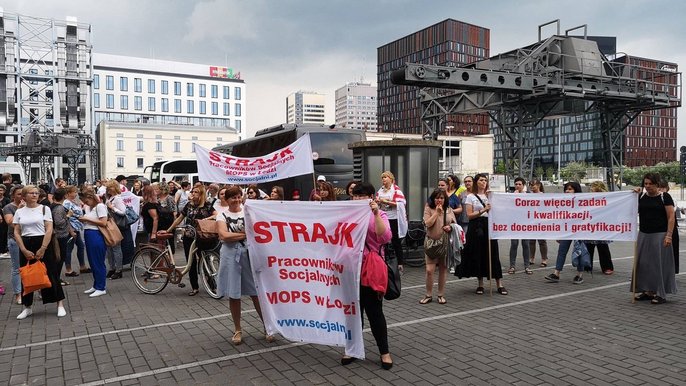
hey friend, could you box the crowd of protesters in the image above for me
[0,169,680,372]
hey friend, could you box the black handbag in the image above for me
[384,252,401,300]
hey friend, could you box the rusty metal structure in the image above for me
[0,10,96,184]
[391,20,681,190]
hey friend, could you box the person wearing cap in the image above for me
[115,175,128,193]
[309,176,328,201]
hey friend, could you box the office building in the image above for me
[334,82,377,131]
[377,19,490,135]
[93,53,246,138]
[286,91,326,124]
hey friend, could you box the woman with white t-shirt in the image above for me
[376,171,405,269]
[14,185,67,320]
[216,186,272,345]
[455,173,507,295]
[78,190,109,298]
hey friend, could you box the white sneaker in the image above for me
[17,307,32,320]
[0,252,9,259]
[89,289,107,297]
[84,287,96,294]
[57,307,67,317]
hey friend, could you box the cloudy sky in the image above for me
[4,0,685,147]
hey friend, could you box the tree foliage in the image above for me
[560,161,589,182]
[621,162,680,186]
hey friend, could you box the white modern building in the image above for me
[92,53,246,138]
[285,91,325,124]
[334,82,377,131]
[97,121,239,178]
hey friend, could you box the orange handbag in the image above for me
[19,259,52,296]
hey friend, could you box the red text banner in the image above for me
[488,191,637,241]
[244,200,371,359]
[195,134,314,184]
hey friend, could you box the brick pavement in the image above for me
[0,238,685,385]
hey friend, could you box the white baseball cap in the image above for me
[317,175,326,182]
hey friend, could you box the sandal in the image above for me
[651,296,666,304]
[540,260,548,267]
[188,289,199,296]
[65,271,79,277]
[475,287,484,295]
[507,267,516,274]
[231,330,242,345]
[634,293,653,301]
[265,332,276,343]
[437,295,447,305]
[419,295,432,304]
[524,268,533,275]
[497,287,509,295]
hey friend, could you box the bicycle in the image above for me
[131,226,221,298]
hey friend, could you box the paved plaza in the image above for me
[1,237,685,386]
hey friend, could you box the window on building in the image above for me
[148,79,155,93]
[174,81,181,95]
[187,100,194,114]
[134,96,142,111]
[199,101,206,115]
[211,102,218,115]
[116,157,124,168]
[93,74,100,89]
[137,158,144,168]
[174,99,182,113]
[106,75,114,90]
[235,120,241,132]
[161,80,168,95]
[148,97,156,111]
[223,102,230,116]
[174,142,181,152]
[134,78,142,92]
[199,84,206,97]
[120,77,128,91]
[137,140,144,151]
[116,139,124,151]
[211,85,218,98]
[106,94,114,109]
[155,141,162,152]
[235,103,241,117]
[223,86,230,99]
[187,83,194,97]
[93,93,100,108]
[161,98,169,112]
[120,95,128,110]
[235,87,241,100]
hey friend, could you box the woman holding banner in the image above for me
[632,173,677,304]
[341,182,394,370]
[527,179,548,267]
[216,186,274,345]
[455,174,507,295]
[585,181,614,275]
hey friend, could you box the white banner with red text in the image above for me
[244,200,371,359]
[195,134,314,184]
[488,190,637,241]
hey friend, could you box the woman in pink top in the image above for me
[341,182,394,370]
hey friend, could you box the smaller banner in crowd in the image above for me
[119,190,140,244]
[244,200,371,359]
[489,190,637,241]
[195,134,314,184]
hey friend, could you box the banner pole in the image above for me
[631,239,638,304]
[488,235,493,296]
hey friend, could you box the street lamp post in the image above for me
[445,125,454,174]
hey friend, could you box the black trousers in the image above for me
[20,235,65,307]
[585,243,613,272]
[387,219,404,265]
[183,236,200,290]
[360,285,389,355]
[0,221,8,253]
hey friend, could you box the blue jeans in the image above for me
[554,240,582,272]
[65,231,86,269]
[8,238,22,295]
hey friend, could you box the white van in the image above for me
[0,161,26,184]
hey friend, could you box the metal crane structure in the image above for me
[391,20,682,190]
[0,11,96,184]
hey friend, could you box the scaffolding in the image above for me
[0,10,96,184]
[391,20,681,190]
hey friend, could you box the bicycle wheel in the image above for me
[200,249,222,299]
[131,247,171,294]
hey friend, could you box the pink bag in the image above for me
[360,248,388,296]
